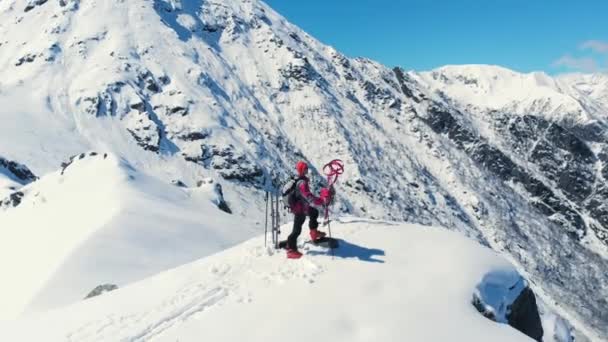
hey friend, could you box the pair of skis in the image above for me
[264,191,281,249]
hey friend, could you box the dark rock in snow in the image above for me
[0,157,37,183]
[127,127,161,152]
[213,183,232,214]
[138,71,162,94]
[180,131,209,141]
[130,101,146,112]
[168,106,188,116]
[85,284,118,299]
[0,191,25,209]
[507,287,544,341]
[24,0,48,12]
[186,144,263,186]
[158,75,171,85]
[393,67,422,103]
[473,273,544,341]
[15,53,37,66]
[172,179,187,187]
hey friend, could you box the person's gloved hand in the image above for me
[320,187,333,205]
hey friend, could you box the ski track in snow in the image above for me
[1,222,542,342]
[61,239,328,342]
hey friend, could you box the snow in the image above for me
[541,310,575,342]
[474,269,526,324]
[0,221,532,342]
[0,153,258,320]
[0,0,606,340]
[417,64,608,123]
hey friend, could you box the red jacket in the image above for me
[291,176,324,215]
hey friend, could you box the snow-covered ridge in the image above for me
[0,152,256,320]
[417,64,608,123]
[0,222,561,342]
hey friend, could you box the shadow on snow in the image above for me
[307,239,385,263]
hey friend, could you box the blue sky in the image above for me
[264,0,608,74]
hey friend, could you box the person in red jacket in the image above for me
[286,161,332,259]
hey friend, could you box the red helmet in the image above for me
[296,161,308,176]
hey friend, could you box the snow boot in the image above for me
[286,249,303,259]
[309,229,326,241]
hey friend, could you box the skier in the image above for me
[285,161,333,259]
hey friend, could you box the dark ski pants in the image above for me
[287,207,319,250]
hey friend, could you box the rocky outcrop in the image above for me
[73,68,168,152]
[213,183,231,214]
[0,191,25,209]
[473,271,543,341]
[186,144,263,186]
[507,287,544,341]
[196,179,232,214]
[0,157,37,184]
[24,0,49,12]
[85,284,118,299]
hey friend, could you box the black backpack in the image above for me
[281,176,304,208]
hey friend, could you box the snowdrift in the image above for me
[0,153,257,320]
[2,221,544,342]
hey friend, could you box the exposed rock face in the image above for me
[507,287,544,341]
[0,157,37,209]
[0,191,25,209]
[0,157,37,184]
[24,0,49,12]
[420,106,587,240]
[185,144,263,186]
[473,271,544,341]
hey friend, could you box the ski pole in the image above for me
[271,193,277,249]
[264,191,269,247]
[275,192,280,249]
[325,206,334,258]
[325,207,332,238]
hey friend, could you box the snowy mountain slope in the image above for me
[559,73,608,111]
[417,65,608,122]
[0,0,607,340]
[0,222,550,342]
[407,67,608,340]
[0,152,259,320]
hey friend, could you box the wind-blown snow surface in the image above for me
[0,153,258,320]
[0,222,533,342]
[1,0,608,340]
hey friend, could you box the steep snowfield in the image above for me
[0,153,259,320]
[0,222,536,342]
